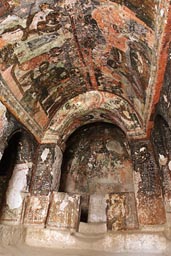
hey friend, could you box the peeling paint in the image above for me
[159,154,168,165]
[60,123,134,195]
[47,192,80,231]
[24,195,49,225]
[59,200,69,211]
[0,0,170,235]
[41,148,50,162]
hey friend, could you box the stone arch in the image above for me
[42,91,143,145]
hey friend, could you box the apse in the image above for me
[60,122,138,229]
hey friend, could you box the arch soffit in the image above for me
[42,91,144,144]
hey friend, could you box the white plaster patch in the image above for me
[160,8,164,17]
[88,194,107,223]
[163,94,168,103]
[106,140,124,155]
[159,154,168,166]
[168,161,171,171]
[140,147,146,152]
[59,200,68,211]
[123,110,131,119]
[41,148,50,162]
[68,197,75,203]
[6,163,29,209]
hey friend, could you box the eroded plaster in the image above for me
[6,163,29,209]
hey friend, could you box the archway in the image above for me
[59,122,138,231]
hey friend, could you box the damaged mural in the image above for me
[0,0,171,254]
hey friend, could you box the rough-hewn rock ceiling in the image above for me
[0,0,171,145]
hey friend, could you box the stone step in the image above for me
[25,227,168,254]
[78,222,107,235]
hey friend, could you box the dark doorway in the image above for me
[0,132,22,209]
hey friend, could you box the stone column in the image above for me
[30,143,63,195]
[130,139,166,226]
[0,132,36,224]
[152,117,171,227]
[25,143,63,227]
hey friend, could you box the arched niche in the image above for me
[59,122,138,229]
[0,129,37,223]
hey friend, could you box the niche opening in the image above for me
[0,132,22,208]
[59,122,135,229]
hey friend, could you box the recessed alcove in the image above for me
[0,130,36,224]
[59,122,138,231]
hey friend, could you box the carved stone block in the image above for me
[88,194,107,223]
[137,194,166,225]
[106,192,138,231]
[0,202,24,225]
[23,195,49,226]
[46,192,80,231]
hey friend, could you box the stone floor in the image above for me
[0,245,168,256]
[0,224,170,256]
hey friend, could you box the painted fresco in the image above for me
[0,0,162,131]
[152,116,171,226]
[131,140,166,225]
[23,195,49,226]
[151,42,171,213]
[105,192,138,230]
[60,123,138,226]
[43,91,143,145]
[157,43,171,129]
[46,192,80,231]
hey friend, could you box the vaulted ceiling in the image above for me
[0,0,171,145]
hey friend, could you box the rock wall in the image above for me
[151,42,171,227]
[152,116,171,227]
